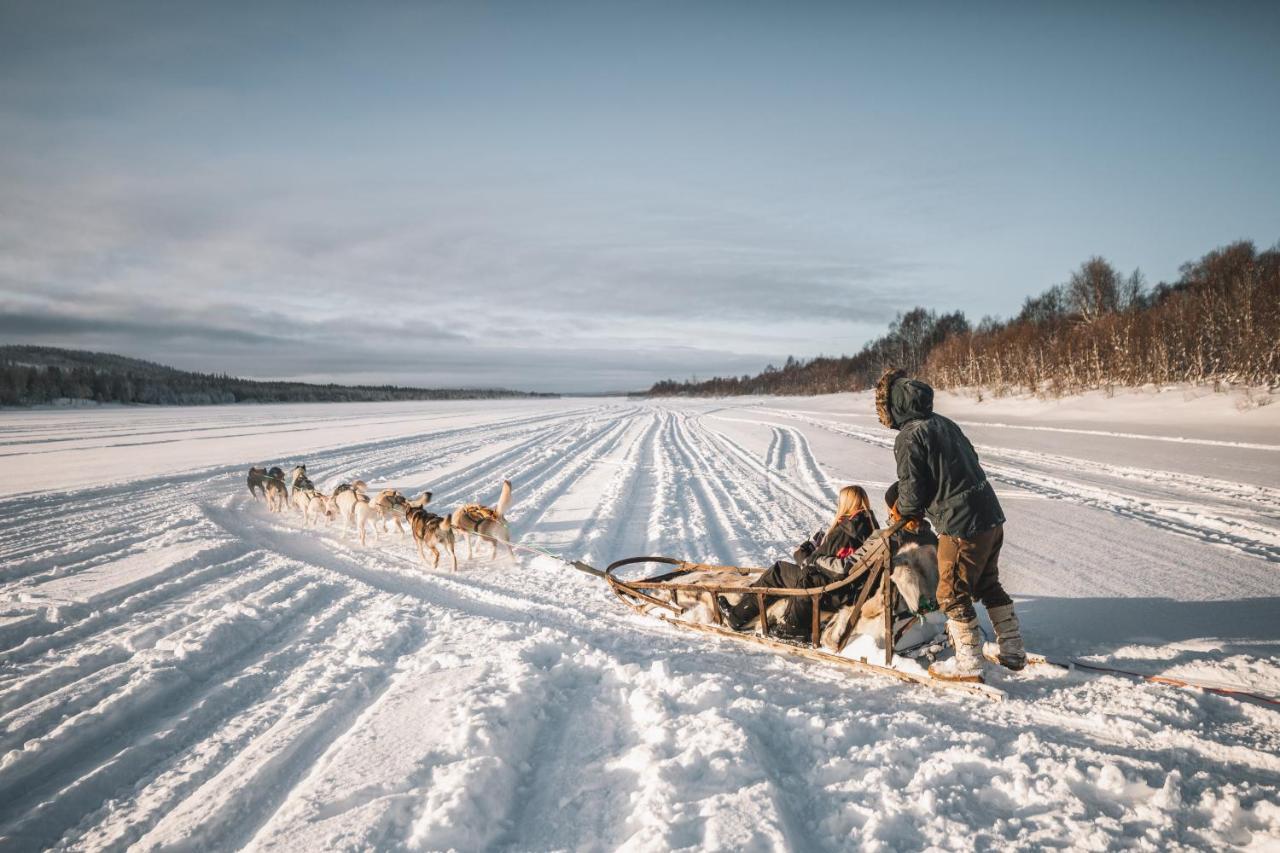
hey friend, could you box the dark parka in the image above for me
[802,510,877,583]
[876,369,1004,538]
[764,510,877,635]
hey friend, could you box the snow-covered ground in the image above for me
[1,392,1277,851]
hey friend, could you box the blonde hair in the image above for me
[827,485,878,539]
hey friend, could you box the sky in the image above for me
[1,1,1278,393]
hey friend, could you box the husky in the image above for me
[451,479,514,560]
[350,489,421,545]
[376,489,428,536]
[352,489,397,545]
[304,492,335,527]
[289,465,314,495]
[247,466,269,500]
[330,480,368,528]
[406,503,457,571]
[263,475,289,513]
[288,466,322,516]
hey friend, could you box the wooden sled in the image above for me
[579,519,1002,701]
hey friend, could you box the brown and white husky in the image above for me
[248,466,285,502]
[263,475,289,513]
[406,503,457,571]
[451,479,514,560]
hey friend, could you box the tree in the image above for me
[1066,257,1121,324]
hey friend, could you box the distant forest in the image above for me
[0,346,553,407]
[646,239,1279,398]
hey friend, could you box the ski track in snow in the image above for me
[0,398,1277,851]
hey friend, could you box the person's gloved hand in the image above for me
[792,539,816,563]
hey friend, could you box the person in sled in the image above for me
[876,368,1026,682]
[717,485,877,636]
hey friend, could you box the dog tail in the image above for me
[496,479,513,518]
[353,479,367,492]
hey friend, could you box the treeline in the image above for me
[927,241,1278,393]
[647,308,969,397]
[0,346,553,407]
[646,239,1279,398]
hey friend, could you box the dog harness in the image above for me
[460,503,501,524]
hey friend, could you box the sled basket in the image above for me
[604,518,911,664]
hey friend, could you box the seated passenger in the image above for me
[814,483,944,651]
[718,485,878,635]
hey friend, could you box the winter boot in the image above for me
[986,603,1026,671]
[928,617,985,683]
[717,595,758,631]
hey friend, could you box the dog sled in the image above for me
[576,519,1003,701]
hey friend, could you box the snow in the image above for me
[0,393,1277,850]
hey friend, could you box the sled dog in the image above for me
[289,465,314,495]
[374,489,428,536]
[330,480,368,527]
[451,479,514,560]
[247,466,270,500]
[352,489,419,545]
[263,475,289,513]
[406,501,457,571]
[304,492,335,527]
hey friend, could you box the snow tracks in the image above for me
[0,399,1278,850]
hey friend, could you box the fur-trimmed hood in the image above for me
[875,368,934,429]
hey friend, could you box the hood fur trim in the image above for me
[875,368,907,429]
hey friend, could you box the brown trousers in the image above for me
[936,524,1012,621]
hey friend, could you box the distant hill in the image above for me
[0,346,555,407]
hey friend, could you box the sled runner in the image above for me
[981,645,1280,707]
[582,519,1004,701]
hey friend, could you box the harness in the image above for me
[459,503,501,524]
[399,505,448,531]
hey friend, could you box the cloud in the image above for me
[0,290,776,392]
[0,159,925,391]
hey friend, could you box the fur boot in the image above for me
[928,617,985,682]
[986,603,1026,671]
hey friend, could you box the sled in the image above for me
[578,519,1003,701]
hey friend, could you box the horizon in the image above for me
[3,2,1278,393]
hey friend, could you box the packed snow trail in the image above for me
[0,394,1277,850]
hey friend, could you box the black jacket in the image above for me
[800,510,876,583]
[876,369,1004,538]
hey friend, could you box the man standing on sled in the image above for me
[875,368,1026,682]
